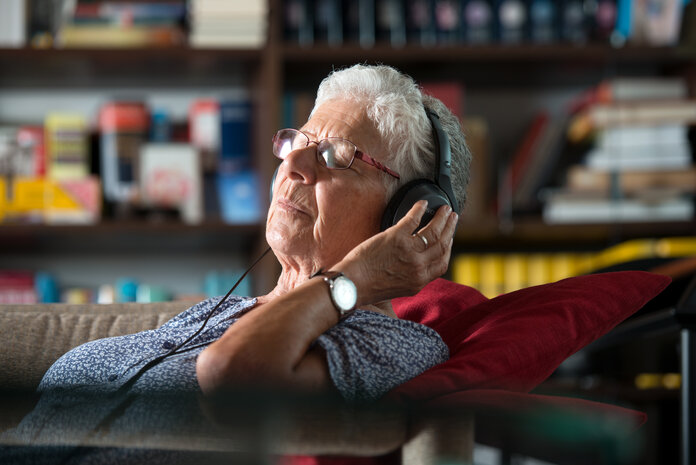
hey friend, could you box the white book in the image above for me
[586,144,692,171]
[190,0,268,17]
[603,78,688,101]
[189,33,265,48]
[597,125,688,148]
[589,100,696,127]
[544,196,694,224]
[0,0,26,47]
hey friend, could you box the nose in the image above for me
[279,144,318,185]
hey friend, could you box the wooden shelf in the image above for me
[0,47,264,86]
[455,217,696,249]
[0,221,264,254]
[282,43,696,65]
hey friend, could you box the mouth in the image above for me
[276,197,311,216]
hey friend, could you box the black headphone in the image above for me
[270,106,458,232]
[380,107,458,231]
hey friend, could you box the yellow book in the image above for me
[593,239,657,270]
[503,254,527,293]
[527,254,552,287]
[550,253,578,282]
[655,237,696,257]
[45,113,89,180]
[452,254,480,291]
[480,254,504,298]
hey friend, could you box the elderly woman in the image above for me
[196,64,469,400]
[2,64,471,463]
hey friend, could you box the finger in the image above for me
[415,205,452,246]
[394,200,428,233]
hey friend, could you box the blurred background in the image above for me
[1,1,695,463]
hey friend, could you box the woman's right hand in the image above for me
[335,200,458,306]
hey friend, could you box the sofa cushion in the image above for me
[390,271,670,401]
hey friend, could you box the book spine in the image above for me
[528,0,557,43]
[219,98,252,173]
[359,0,376,47]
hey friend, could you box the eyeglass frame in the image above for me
[272,128,401,180]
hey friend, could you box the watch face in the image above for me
[333,276,357,311]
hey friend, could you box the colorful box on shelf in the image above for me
[0,176,101,224]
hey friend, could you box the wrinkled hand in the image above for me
[335,200,459,306]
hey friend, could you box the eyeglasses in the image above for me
[272,128,400,179]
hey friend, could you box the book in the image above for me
[315,0,343,45]
[0,271,36,304]
[0,0,26,47]
[587,0,617,42]
[189,99,220,170]
[406,0,436,46]
[376,0,407,47]
[585,144,692,171]
[189,0,268,48]
[459,117,491,222]
[45,113,89,181]
[434,0,460,44]
[528,0,557,43]
[99,101,150,204]
[421,81,465,118]
[497,0,528,43]
[17,126,46,177]
[219,98,252,174]
[512,110,570,212]
[542,190,694,224]
[139,143,203,224]
[461,0,496,43]
[566,164,696,195]
[585,100,696,128]
[359,0,376,47]
[498,112,550,214]
[596,78,688,102]
[4,176,101,224]
[59,24,185,48]
[218,169,262,224]
[596,124,688,148]
[630,0,685,46]
[559,0,587,43]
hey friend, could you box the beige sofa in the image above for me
[0,302,474,464]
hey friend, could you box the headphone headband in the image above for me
[423,107,459,214]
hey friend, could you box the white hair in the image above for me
[311,64,471,211]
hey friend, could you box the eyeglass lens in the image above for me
[274,130,355,169]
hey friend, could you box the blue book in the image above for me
[359,0,376,47]
[218,170,262,224]
[529,0,557,43]
[219,99,252,174]
[614,0,632,44]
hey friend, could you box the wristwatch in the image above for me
[319,271,357,319]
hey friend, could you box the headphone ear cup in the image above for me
[381,179,452,232]
[269,166,279,200]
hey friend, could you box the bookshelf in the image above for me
[1,0,695,301]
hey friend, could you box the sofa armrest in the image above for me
[0,302,190,391]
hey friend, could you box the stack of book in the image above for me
[543,78,696,225]
[189,0,268,48]
[58,1,186,48]
[281,0,691,47]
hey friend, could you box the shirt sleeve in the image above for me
[314,310,449,402]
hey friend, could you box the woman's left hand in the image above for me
[334,200,458,306]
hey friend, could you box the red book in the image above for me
[421,82,465,118]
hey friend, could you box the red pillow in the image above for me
[390,271,670,402]
[391,277,488,327]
